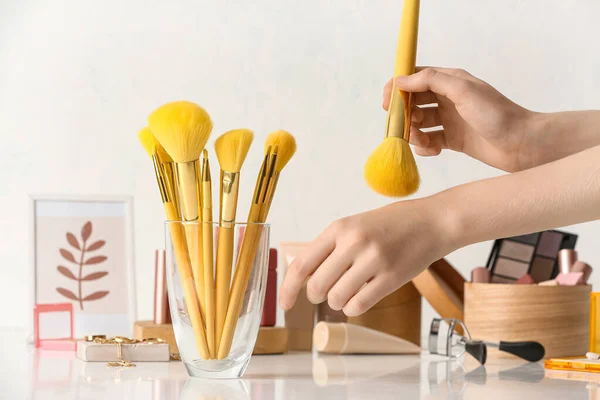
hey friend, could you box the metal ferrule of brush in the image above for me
[162,162,180,218]
[385,86,411,142]
[261,172,280,220]
[262,148,278,201]
[201,157,212,221]
[255,149,278,221]
[220,171,239,229]
[174,161,200,221]
[152,153,170,204]
[252,152,270,205]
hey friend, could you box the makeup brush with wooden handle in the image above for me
[213,129,254,350]
[137,127,210,359]
[364,0,420,197]
[260,130,297,220]
[217,131,296,359]
[149,101,213,328]
[200,149,216,357]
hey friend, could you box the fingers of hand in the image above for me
[279,230,335,310]
[383,78,393,110]
[408,127,430,148]
[305,248,351,304]
[409,105,445,154]
[395,68,475,104]
[413,91,438,106]
[343,276,396,317]
[410,127,445,156]
[414,66,478,82]
[418,106,442,129]
[327,253,378,310]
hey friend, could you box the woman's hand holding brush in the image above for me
[386,67,600,172]
[281,66,600,316]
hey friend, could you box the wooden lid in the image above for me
[411,258,464,320]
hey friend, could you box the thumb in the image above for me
[395,68,472,104]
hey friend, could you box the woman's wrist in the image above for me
[431,143,600,252]
[401,193,465,257]
[517,111,552,171]
[425,189,470,252]
[520,110,600,170]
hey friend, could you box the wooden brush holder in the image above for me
[348,282,421,345]
[134,321,179,354]
[464,283,591,358]
[252,327,289,355]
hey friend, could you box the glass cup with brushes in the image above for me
[139,101,296,378]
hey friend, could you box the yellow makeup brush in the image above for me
[217,133,296,359]
[261,130,297,220]
[155,136,181,220]
[137,127,210,360]
[200,149,216,357]
[213,129,254,349]
[364,0,420,197]
[148,100,213,331]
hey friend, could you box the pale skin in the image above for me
[279,67,600,317]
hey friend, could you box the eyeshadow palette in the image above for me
[486,230,578,284]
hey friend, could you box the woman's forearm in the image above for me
[438,144,600,249]
[522,111,600,170]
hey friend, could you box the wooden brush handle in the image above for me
[202,217,216,358]
[394,0,419,78]
[217,207,263,359]
[164,202,210,359]
[392,0,420,139]
[184,224,205,319]
[215,226,234,350]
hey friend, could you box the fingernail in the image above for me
[279,299,290,310]
[342,307,356,317]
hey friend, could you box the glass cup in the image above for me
[165,221,270,378]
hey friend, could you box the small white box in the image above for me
[77,340,170,362]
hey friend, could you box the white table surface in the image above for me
[2,329,597,399]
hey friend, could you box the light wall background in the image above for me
[1,0,599,342]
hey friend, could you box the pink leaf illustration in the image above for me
[82,271,108,281]
[86,240,106,252]
[59,249,77,263]
[56,287,78,300]
[83,291,109,301]
[57,266,77,280]
[84,256,107,265]
[81,221,92,242]
[66,233,80,250]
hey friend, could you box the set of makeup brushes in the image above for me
[138,100,296,360]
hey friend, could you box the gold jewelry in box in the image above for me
[85,335,171,367]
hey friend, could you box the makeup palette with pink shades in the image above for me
[485,230,578,284]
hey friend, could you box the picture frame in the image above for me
[28,195,136,341]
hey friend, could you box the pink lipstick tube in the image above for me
[154,249,171,325]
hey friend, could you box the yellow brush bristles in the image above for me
[138,126,173,164]
[148,101,213,162]
[138,127,157,157]
[364,137,420,197]
[264,130,297,172]
[214,129,254,172]
[155,140,172,163]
